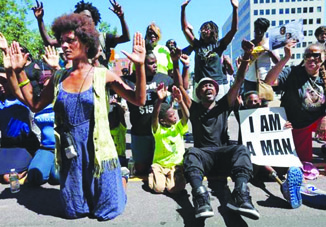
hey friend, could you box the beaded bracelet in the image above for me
[18,79,30,88]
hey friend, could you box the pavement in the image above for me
[1,97,326,227]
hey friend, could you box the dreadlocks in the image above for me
[199,21,219,42]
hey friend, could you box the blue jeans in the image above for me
[131,135,155,165]
[28,148,60,185]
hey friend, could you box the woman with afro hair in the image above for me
[7,13,146,221]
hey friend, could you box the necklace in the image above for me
[78,66,93,93]
[72,66,93,122]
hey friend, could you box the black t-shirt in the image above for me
[24,60,52,97]
[193,38,227,84]
[124,73,173,136]
[278,65,326,128]
[190,95,230,148]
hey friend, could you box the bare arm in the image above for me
[172,86,189,126]
[32,1,59,46]
[8,41,54,112]
[227,40,253,107]
[2,49,26,103]
[180,54,190,89]
[109,32,146,106]
[223,55,235,75]
[171,48,192,109]
[152,83,167,133]
[0,32,9,54]
[264,40,296,85]
[108,0,130,44]
[222,0,238,46]
[181,0,195,46]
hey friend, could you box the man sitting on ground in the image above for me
[171,40,260,220]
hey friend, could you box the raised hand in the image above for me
[170,48,182,62]
[157,83,167,101]
[180,54,190,67]
[9,41,29,73]
[31,0,44,20]
[109,0,124,18]
[181,0,191,8]
[231,0,239,8]
[121,32,145,66]
[42,46,60,69]
[284,39,297,58]
[172,86,183,103]
[241,39,254,56]
[2,51,12,70]
[0,32,9,53]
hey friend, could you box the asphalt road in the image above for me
[1,176,326,227]
[1,106,326,227]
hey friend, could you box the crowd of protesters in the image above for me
[0,0,325,223]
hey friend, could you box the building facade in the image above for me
[110,57,130,76]
[222,0,325,66]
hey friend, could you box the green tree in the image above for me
[0,0,44,65]
[98,21,117,35]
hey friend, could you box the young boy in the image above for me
[148,83,189,194]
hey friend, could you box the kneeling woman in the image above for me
[8,13,146,220]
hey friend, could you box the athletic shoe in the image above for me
[300,183,326,209]
[226,183,260,220]
[281,166,303,209]
[192,185,214,219]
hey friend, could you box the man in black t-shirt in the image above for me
[124,52,173,174]
[173,40,260,220]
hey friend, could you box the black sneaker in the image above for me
[192,185,214,219]
[226,183,260,220]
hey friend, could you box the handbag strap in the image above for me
[255,60,260,83]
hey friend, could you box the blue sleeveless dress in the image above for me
[54,83,126,220]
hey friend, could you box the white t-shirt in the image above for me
[245,41,279,82]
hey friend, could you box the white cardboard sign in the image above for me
[239,107,302,167]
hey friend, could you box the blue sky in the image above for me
[25,0,235,58]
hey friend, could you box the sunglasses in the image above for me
[201,26,212,32]
[304,53,321,60]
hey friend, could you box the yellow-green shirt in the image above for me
[152,120,188,168]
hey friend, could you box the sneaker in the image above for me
[281,166,303,209]
[192,185,214,219]
[300,183,326,209]
[226,183,260,220]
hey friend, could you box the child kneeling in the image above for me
[148,84,189,194]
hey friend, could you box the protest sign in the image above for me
[239,107,302,167]
[268,20,304,50]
